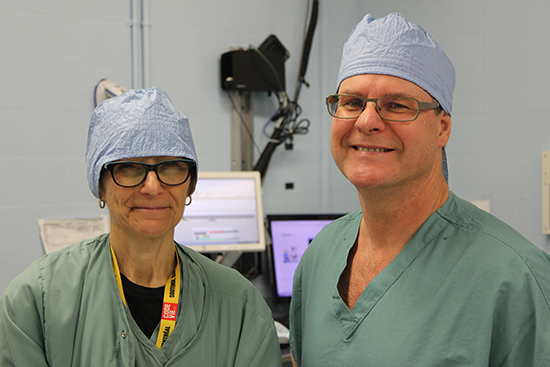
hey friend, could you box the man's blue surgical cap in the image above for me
[337,13,455,115]
[86,87,198,199]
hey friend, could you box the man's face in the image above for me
[330,74,451,193]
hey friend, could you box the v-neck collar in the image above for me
[332,195,453,340]
[119,244,207,363]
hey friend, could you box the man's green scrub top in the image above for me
[0,234,282,366]
[290,192,550,366]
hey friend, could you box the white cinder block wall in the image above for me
[1,0,549,294]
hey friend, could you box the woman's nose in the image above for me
[140,171,163,195]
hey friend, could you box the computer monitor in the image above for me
[266,214,345,302]
[174,171,265,253]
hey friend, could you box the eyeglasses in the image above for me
[104,159,195,188]
[326,94,441,122]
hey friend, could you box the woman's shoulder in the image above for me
[3,234,111,306]
[37,233,110,267]
[10,234,110,289]
[177,244,268,305]
[177,244,252,288]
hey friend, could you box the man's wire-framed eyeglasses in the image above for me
[326,94,441,122]
[104,159,195,188]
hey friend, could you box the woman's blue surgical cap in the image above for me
[337,13,455,115]
[86,87,198,199]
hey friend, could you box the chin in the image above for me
[133,221,176,239]
[344,168,386,186]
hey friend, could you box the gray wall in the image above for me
[1,0,550,294]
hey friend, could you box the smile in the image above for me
[355,147,393,152]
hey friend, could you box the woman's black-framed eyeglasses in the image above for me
[104,159,195,188]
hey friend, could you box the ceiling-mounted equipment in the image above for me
[253,0,319,180]
[221,35,289,92]
[93,79,128,107]
[221,0,319,180]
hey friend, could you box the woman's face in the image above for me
[99,156,192,241]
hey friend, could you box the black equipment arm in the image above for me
[253,0,319,181]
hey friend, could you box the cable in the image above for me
[250,46,285,93]
[227,92,263,155]
[252,0,318,180]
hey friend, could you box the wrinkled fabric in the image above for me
[0,235,282,366]
[290,192,550,366]
[337,13,455,115]
[86,87,198,198]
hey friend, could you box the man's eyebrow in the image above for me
[337,89,362,96]
[338,90,414,98]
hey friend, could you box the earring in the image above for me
[99,199,106,209]
[185,196,192,206]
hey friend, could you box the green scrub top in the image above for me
[290,192,550,366]
[0,234,282,366]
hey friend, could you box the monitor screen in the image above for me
[266,214,345,302]
[174,171,265,253]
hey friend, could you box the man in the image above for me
[290,13,550,366]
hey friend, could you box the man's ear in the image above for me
[438,113,451,148]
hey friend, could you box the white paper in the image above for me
[39,215,109,254]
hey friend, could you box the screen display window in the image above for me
[267,214,344,301]
[175,171,265,253]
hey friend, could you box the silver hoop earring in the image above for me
[185,196,192,206]
[99,199,106,209]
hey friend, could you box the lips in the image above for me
[133,206,169,210]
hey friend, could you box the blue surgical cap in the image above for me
[337,13,455,115]
[86,87,198,199]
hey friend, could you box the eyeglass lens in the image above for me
[327,95,422,121]
[110,160,191,187]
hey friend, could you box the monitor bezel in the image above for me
[266,213,345,303]
[175,170,266,254]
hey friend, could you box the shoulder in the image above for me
[6,234,110,293]
[438,193,550,299]
[177,244,254,291]
[439,193,546,259]
[1,234,111,325]
[176,244,271,316]
[438,193,529,243]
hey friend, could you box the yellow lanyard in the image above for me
[110,246,181,348]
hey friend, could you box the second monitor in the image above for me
[267,213,345,302]
[174,171,265,254]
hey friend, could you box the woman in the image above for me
[0,87,282,366]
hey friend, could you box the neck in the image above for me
[110,230,177,288]
[356,174,449,253]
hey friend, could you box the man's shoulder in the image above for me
[439,193,550,284]
[440,193,533,247]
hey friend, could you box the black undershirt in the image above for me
[120,273,164,338]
